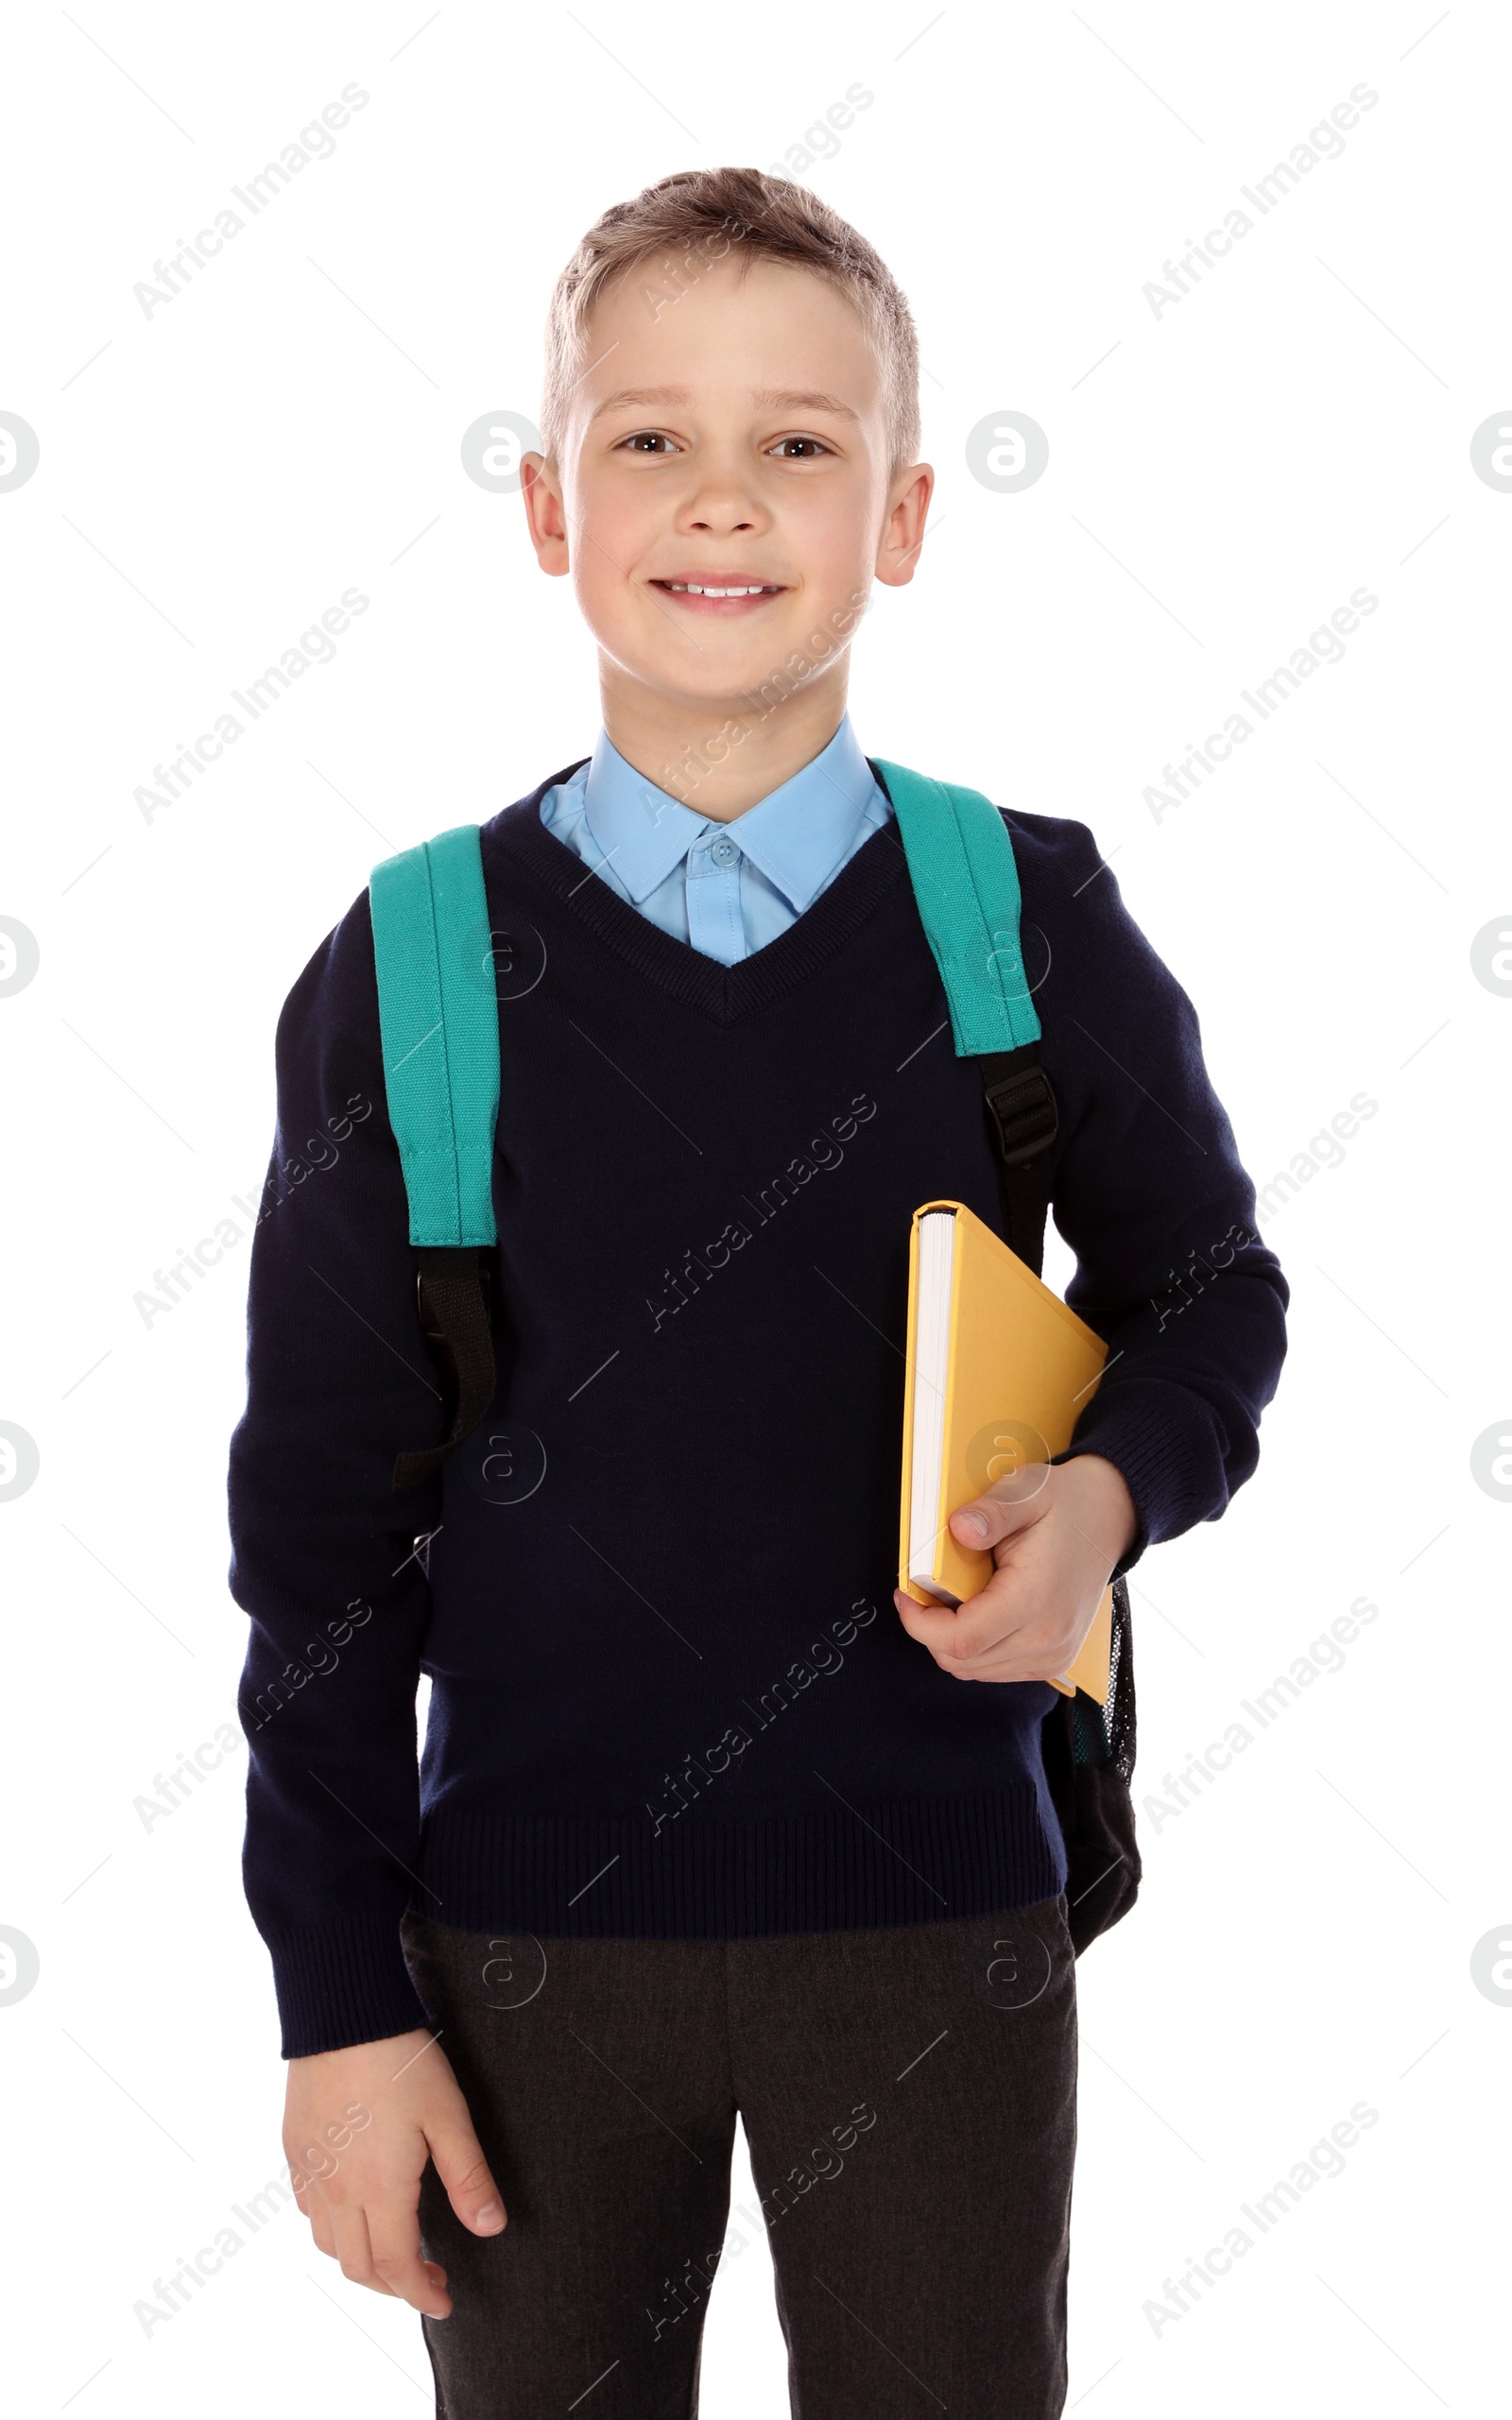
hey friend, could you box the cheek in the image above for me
[796,476,874,570]
[567,475,647,606]
[788,482,885,621]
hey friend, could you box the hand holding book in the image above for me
[892,1451,1138,1689]
[896,1199,1140,1699]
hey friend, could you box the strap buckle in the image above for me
[982,1063,1058,1168]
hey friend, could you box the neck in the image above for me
[597,656,853,823]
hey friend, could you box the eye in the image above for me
[768,436,833,459]
[617,429,681,455]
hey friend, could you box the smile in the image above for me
[650,577,787,609]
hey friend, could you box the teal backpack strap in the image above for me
[369,824,501,1489]
[369,824,500,1248]
[872,759,1058,1274]
[871,760,1040,1054]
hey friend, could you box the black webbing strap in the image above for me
[978,1040,1058,1277]
[393,1245,497,1490]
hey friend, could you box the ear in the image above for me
[874,462,935,591]
[520,453,571,576]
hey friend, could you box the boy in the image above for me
[230,168,1287,2416]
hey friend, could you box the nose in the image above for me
[677,452,769,538]
[681,495,760,533]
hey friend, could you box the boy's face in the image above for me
[521,255,931,716]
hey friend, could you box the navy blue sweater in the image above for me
[228,761,1288,2057]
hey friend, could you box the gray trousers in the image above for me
[401,1892,1077,2418]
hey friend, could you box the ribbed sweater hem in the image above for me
[409,1784,1066,1943]
[267,1789,1067,2054]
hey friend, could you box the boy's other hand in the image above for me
[284,2026,506,2319]
[893,1453,1139,1686]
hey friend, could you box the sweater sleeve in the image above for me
[227,887,448,2059]
[1035,823,1289,1581]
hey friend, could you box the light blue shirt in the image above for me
[538,712,893,966]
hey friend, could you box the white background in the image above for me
[2,1,1506,2412]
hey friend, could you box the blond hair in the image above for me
[541,167,920,472]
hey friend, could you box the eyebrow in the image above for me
[754,388,860,420]
[589,385,861,423]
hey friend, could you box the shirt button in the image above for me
[710,836,740,867]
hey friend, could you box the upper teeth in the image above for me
[664,583,775,596]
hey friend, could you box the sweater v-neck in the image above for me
[487,758,913,1026]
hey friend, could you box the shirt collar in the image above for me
[579,714,881,912]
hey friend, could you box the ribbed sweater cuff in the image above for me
[1058,1378,1224,1582]
[267,1913,435,2060]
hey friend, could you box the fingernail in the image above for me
[476,2201,505,2231]
[956,1511,987,1537]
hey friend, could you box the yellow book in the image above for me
[898,1199,1116,1703]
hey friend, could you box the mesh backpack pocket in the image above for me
[1040,1575,1141,1952]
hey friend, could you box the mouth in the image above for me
[649,575,788,615]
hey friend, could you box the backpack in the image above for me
[367,761,1141,1952]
